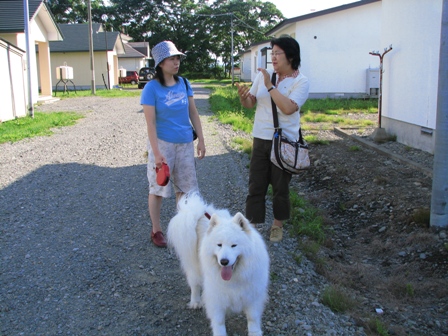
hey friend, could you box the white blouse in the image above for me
[249,69,309,141]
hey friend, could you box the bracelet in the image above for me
[268,86,276,92]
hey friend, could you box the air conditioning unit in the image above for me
[56,65,74,80]
[119,68,127,78]
[366,68,379,96]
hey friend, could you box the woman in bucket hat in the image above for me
[141,41,206,247]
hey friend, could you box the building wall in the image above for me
[0,40,27,121]
[51,51,117,90]
[2,32,42,105]
[118,58,145,73]
[380,0,442,153]
[286,2,382,98]
[249,42,270,82]
[240,52,251,82]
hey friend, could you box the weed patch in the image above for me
[0,112,84,144]
[321,285,357,313]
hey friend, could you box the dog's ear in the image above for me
[207,214,220,233]
[233,212,252,233]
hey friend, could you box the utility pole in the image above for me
[230,14,234,86]
[102,15,110,90]
[430,0,448,228]
[88,0,96,94]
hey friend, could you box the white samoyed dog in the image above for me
[167,193,270,336]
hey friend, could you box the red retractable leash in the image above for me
[155,163,170,186]
[155,163,211,220]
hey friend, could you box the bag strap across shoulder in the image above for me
[270,72,279,129]
[181,76,188,90]
[270,72,304,143]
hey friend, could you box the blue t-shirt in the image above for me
[140,77,194,143]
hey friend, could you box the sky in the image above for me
[261,0,360,18]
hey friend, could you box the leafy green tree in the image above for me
[46,0,105,24]
[187,0,284,76]
[47,0,284,76]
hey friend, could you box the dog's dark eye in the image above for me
[217,244,222,247]
[231,244,237,248]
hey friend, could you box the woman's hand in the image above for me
[236,83,250,101]
[236,83,256,108]
[154,153,166,169]
[257,68,273,89]
[196,140,206,159]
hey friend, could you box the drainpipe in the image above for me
[23,0,34,117]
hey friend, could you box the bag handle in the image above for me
[269,72,304,143]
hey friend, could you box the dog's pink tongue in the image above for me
[221,266,233,281]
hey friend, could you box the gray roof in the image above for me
[0,0,63,38]
[128,41,150,57]
[50,23,122,53]
[265,0,381,36]
[119,43,146,58]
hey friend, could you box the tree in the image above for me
[47,0,284,76]
[46,0,105,24]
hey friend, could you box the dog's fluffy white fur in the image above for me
[167,193,270,336]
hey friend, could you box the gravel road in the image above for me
[1,85,365,335]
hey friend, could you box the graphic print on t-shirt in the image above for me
[164,90,187,107]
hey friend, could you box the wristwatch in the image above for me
[268,86,276,92]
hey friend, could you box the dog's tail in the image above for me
[167,193,208,268]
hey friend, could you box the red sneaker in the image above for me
[151,231,167,248]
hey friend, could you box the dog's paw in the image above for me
[187,301,203,309]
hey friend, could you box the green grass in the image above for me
[209,85,255,133]
[411,208,431,227]
[0,112,84,144]
[349,145,361,151]
[304,135,330,145]
[301,112,375,128]
[289,191,326,243]
[232,137,253,155]
[190,78,233,85]
[367,318,390,336]
[55,88,141,98]
[301,97,378,114]
[321,285,357,313]
[1,88,140,143]
[209,85,378,134]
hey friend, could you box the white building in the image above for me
[241,0,443,153]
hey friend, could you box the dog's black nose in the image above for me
[220,259,229,266]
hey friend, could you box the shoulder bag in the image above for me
[269,72,310,173]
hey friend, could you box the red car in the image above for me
[119,71,139,85]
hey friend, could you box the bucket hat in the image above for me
[152,41,186,68]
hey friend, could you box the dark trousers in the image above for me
[245,137,292,224]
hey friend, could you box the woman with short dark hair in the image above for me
[236,35,309,242]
